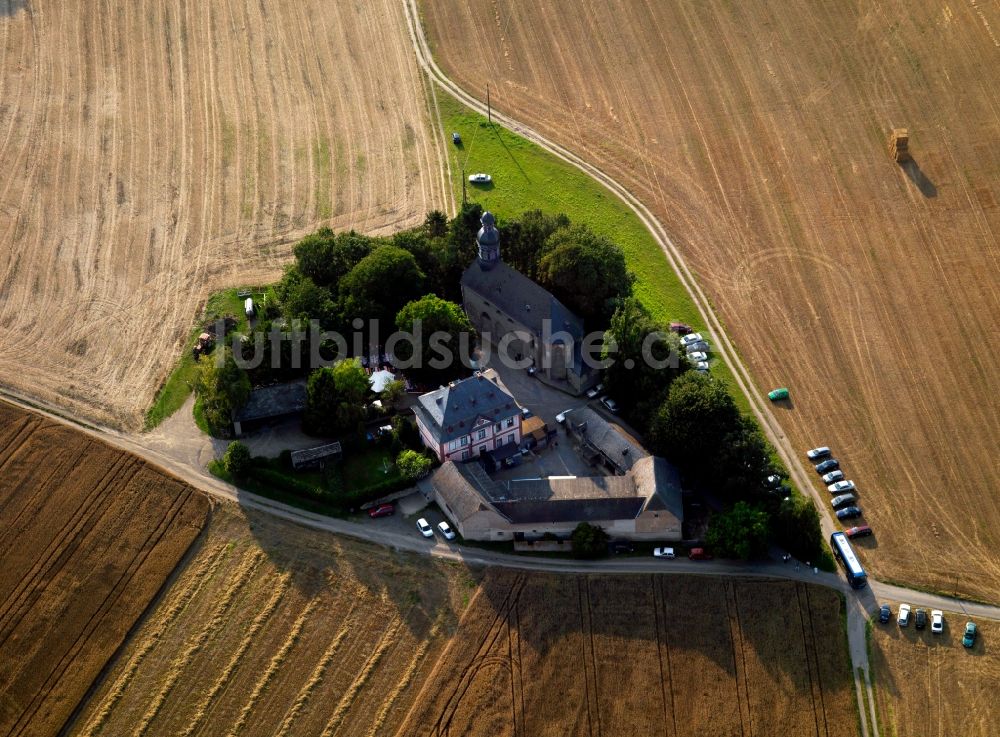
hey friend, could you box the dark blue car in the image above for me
[815,458,840,474]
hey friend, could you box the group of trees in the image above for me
[303,358,370,436]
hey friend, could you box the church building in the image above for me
[460,212,593,394]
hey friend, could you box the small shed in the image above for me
[291,442,343,470]
[232,380,308,437]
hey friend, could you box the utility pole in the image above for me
[487,83,492,124]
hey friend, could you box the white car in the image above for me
[828,480,856,493]
[685,341,709,354]
[931,609,944,634]
[897,603,911,627]
[586,383,604,399]
[687,351,708,363]
[437,521,456,540]
[692,361,710,372]
[555,409,573,424]
[807,446,831,460]
[468,173,492,183]
[653,547,676,559]
[822,470,845,484]
[600,397,619,413]
[416,518,434,538]
[680,332,704,347]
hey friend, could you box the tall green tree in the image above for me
[337,245,426,336]
[293,228,377,288]
[304,358,370,436]
[395,295,476,381]
[705,502,771,559]
[649,372,741,470]
[536,224,633,325]
[424,209,448,238]
[570,522,610,559]
[601,298,687,425]
[501,210,570,278]
[196,348,251,435]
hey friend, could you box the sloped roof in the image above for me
[493,498,645,524]
[495,475,636,502]
[632,456,684,521]
[429,462,504,523]
[234,380,307,423]
[415,370,520,443]
[461,260,584,340]
[566,407,649,472]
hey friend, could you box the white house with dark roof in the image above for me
[412,369,522,463]
[460,212,594,394]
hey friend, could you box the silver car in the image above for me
[831,493,857,508]
[687,351,708,363]
[822,470,845,484]
[828,480,856,493]
[680,332,704,347]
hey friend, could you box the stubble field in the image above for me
[419,0,1000,601]
[65,502,856,737]
[0,400,208,737]
[0,0,447,428]
[870,613,998,736]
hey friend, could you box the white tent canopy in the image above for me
[369,369,396,393]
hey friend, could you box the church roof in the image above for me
[461,260,584,340]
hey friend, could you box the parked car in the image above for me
[963,621,978,648]
[669,322,693,335]
[688,351,708,363]
[685,341,710,354]
[915,608,927,630]
[835,505,862,520]
[468,172,492,183]
[845,525,872,539]
[653,547,676,559]
[437,521,457,540]
[823,470,845,484]
[807,446,831,460]
[765,474,783,489]
[768,387,790,401]
[688,547,713,560]
[452,131,461,144]
[586,383,604,399]
[521,406,533,419]
[931,610,944,634]
[831,493,857,509]
[692,361,710,372]
[815,458,840,474]
[610,541,634,554]
[416,518,434,538]
[555,409,573,424]
[601,396,619,413]
[828,480,856,493]
[680,332,704,347]
[879,604,892,623]
[367,503,395,519]
[898,603,911,627]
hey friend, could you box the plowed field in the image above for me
[418,0,1000,601]
[66,500,856,737]
[398,572,856,737]
[871,614,999,737]
[0,400,208,737]
[0,0,447,428]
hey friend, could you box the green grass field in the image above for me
[439,95,751,413]
[144,288,254,430]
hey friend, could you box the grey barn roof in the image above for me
[235,380,307,423]
[566,407,648,473]
[461,260,584,341]
[414,370,520,444]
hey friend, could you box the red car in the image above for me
[368,504,395,519]
[669,322,693,335]
[688,547,713,560]
[845,524,872,539]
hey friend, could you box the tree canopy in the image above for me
[303,359,370,436]
[292,228,376,288]
[196,348,251,435]
[570,522,609,559]
[537,224,633,325]
[705,502,771,559]
[394,295,476,381]
[396,449,432,480]
[337,245,426,335]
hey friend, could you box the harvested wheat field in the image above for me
[0,400,208,737]
[420,0,1000,601]
[399,572,856,737]
[66,504,474,737]
[870,612,999,736]
[0,0,447,428]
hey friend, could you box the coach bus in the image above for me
[830,531,867,588]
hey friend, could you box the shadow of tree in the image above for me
[0,1,28,17]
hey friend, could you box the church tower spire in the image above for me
[476,211,500,270]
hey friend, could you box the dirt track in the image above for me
[0,400,207,737]
[419,0,1000,601]
[0,0,447,429]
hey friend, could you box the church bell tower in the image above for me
[476,211,500,270]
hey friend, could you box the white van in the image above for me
[244,297,255,318]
